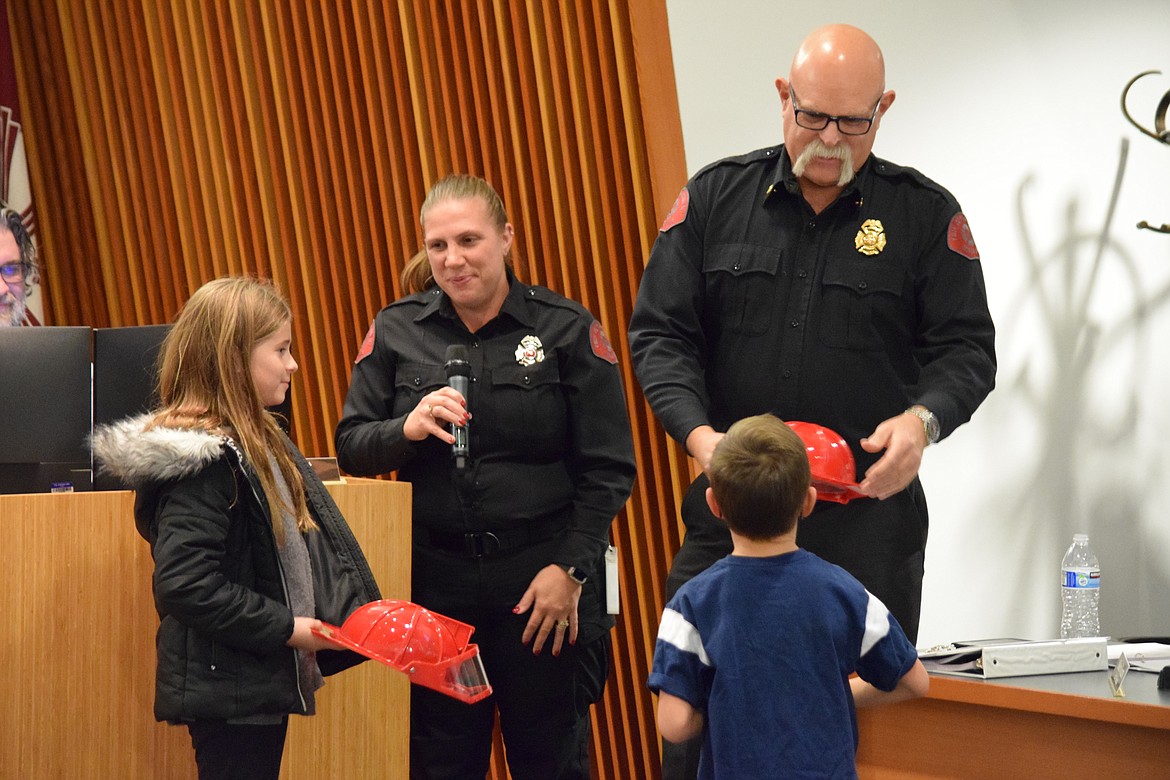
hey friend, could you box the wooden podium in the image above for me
[0,478,411,779]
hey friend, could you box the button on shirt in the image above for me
[629,146,995,471]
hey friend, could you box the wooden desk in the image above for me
[857,670,1170,779]
[0,479,410,779]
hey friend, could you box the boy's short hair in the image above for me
[707,414,811,540]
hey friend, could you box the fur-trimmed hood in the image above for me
[90,413,229,487]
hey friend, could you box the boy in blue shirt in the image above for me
[648,414,928,778]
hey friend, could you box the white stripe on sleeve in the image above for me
[658,607,711,667]
[859,591,892,657]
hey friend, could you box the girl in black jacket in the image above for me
[92,277,379,780]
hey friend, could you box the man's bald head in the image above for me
[791,24,886,97]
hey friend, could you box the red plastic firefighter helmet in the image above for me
[313,599,492,704]
[785,421,866,504]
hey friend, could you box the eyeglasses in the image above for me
[0,262,25,284]
[789,87,881,136]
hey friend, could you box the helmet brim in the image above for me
[812,478,866,504]
[314,620,493,704]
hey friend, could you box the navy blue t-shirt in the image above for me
[648,549,919,779]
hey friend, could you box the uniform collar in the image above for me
[497,272,537,329]
[763,148,798,201]
[414,269,534,330]
[414,286,446,322]
[765,144,871,211]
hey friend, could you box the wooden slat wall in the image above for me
[7,1,690,777]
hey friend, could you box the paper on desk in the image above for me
[1107,642,1170,672]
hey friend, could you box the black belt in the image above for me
[416,516,564,559]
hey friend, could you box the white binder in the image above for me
[920,637,1108,679]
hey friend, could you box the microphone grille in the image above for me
[445,344,471,377]
[445,344,469,363]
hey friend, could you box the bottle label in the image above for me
[1062,569,1100,589]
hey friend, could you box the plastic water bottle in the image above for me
[1060,533,1100,638]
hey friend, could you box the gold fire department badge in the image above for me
[854,219,886,256]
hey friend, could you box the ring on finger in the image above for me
[556,619,570,629]
[425,403,433,414]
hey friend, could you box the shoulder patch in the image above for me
[947,213,980,260]
[354,323,376,364]
[659,187,689,232]
[589,320,618,364]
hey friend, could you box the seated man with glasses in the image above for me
[630,24,995,779]
[0,205,39,327]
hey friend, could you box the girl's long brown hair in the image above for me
[151,277,314,540]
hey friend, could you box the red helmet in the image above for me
[314,600,492,704]
[785,421,866,504]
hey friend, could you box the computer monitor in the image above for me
[92,324,172,490]
[0,326,93,494]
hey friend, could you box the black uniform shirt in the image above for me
[628,145,996,471]
[336,272,636,577]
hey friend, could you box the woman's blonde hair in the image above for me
[151,277,314,539]
[401,174,515,294]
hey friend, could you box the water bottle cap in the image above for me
[1073,533,1089,542]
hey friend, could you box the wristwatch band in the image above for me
[904,406,940,445]
[560,565,588,585]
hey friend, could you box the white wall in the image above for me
[664,0,1170,647]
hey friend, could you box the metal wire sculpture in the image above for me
[1121,70,1170,233]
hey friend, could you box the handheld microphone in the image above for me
[444,345,472,469]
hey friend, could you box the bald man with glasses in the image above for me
[630,25,996,778]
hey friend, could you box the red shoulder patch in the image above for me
[659,187,690,232]
[947,212,980,260]
[589,320,618,364]
[354,323,376,364]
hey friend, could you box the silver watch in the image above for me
[904,406,940,445]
